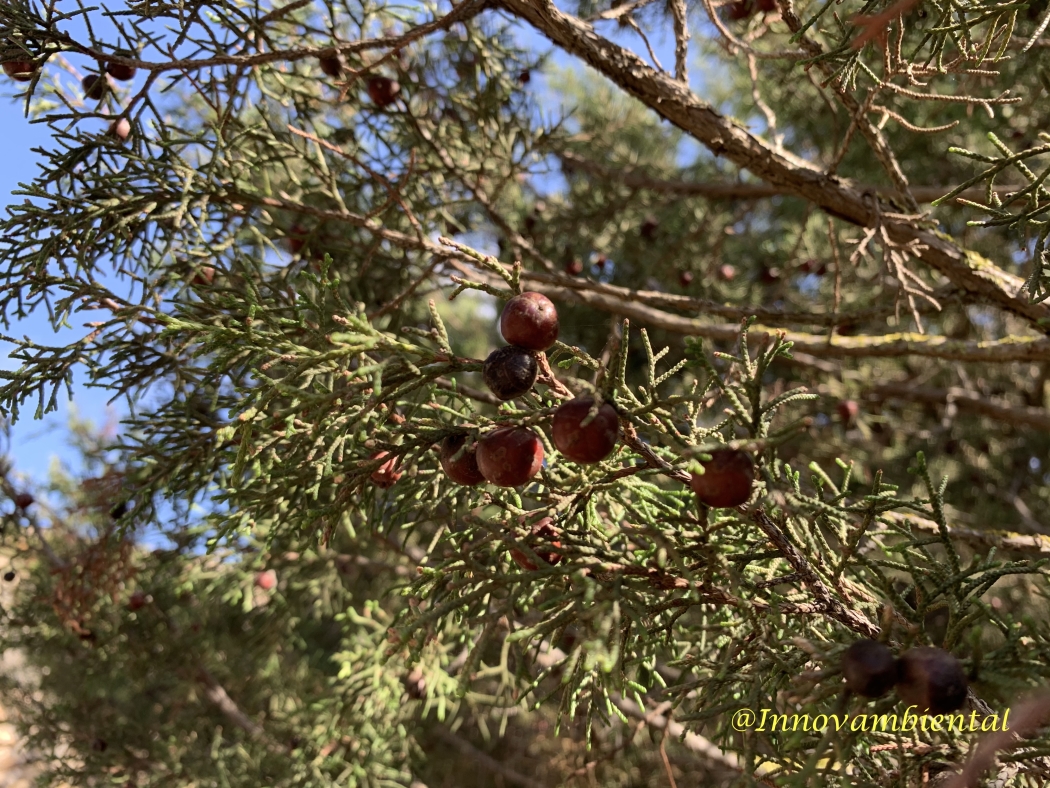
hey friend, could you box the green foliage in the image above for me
[3,0,1050,785]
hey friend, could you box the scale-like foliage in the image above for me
[3,0,1050,785]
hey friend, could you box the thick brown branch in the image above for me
[222,197,1050,365]
[491,0,1050,329]
[869,382,1050,431]
[559,151,1027,204]
[429,728,547,788]
[878,511,1050,558]
[611,696,752,776]
[460,267,1050,363]
[494,261,958,329]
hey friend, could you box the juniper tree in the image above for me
[2,0,1050,785]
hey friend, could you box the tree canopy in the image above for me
[2,0,1050,785]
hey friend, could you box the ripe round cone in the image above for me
[82,75,107,100]
[287,224,309,256]
[13,492,34,509]
[476,427,544,487]
[319,53,342,77]
[110,118,131,140]
[191,266,216,287]
[895,646,968,714]
[842,640,898,698]
[370,450,402,488]
[728,0,753,18]
[367,76,401,107]
[511,517,562,569]
[552,397,618,464]
[439,434,485,486]
[255,570,278,590]
[403,668,426,699]
[483,345,538,401]
[690,448,755,508]
[500,292,559,351]
[3,60,36,82]
[105,56,137,81]
[838,399,859,424]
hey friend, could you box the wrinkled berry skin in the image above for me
[500,292,559,351]
[842,640,898,698]
[690,448,755,508]
[510,517,562,570]
[367,76,401,107]
[3,60,36,82]
[483,345,538,401]
[552,397,619,464]
[895,646,968,714]
[439,433,485,486]
[370,451,402,488]
[476,427,544,487]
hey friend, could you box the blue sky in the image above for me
[0,101,122,486]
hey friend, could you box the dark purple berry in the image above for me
[367,76,400,107]
[319,53,342,77]
[842,640,898,698]
[105,53,137,81]
[895,646,968,714]
[82,75,106,100]
[483,346,538,401]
